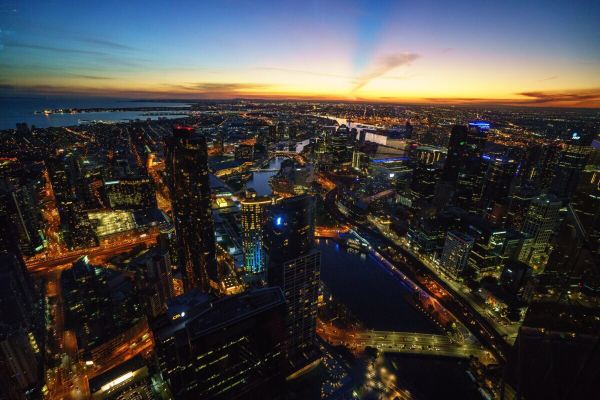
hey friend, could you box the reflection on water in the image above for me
[244,157,285,196]
[318,239,439,333]
[0,97,190,130]
[318,239,484,400]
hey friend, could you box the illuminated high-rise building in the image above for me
[165,126,217,292]
[442,125,469,184]
[453,123,489,210]
[439,231,474,279]
[506,186,538,232]
[479,154,519,212]
[521,194,562,268]
[264,195,320,369]
[240,189,274,274]
[465,215,507,276]
[410,163,442,204]
[0,161,46,256]
[103,176,157,210]
[549,139,592,202]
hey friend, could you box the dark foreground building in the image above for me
[504,302,600,400]
[264,194,321,371]
[153,288,287,400]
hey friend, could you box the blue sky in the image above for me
[1,0,599,106]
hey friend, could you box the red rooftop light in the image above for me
[174,125,195,131]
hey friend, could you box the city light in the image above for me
[2,3,599,399]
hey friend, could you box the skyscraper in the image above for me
[521,194,562,269]
[549,140,591,202]
[439,230,474,279]
[153,287,287,400]
[165,126,217,292]
[480,155,519,212]
[0,253,42,395]
[453,123,489,210]
[442,125,469,184]
[443,124,489,210]
[264,195,320,369]
[0,162,46,256]
[240,189,274,274]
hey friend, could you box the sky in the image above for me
[1,0,599,107]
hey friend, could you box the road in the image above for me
[26,233,158,273]
[317,322,494,362]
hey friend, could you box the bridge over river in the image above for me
[317,322,495,364]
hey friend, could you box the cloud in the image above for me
[168,82,274,93]
[538,75,558,82]
[353,52,419,91]
[516,89,600,105]
[81,38,136,51]
[65,73,114,80]
[4,40,107,56]
[421,89,600,107]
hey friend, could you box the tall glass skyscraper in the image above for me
[165,126,217,293]
[264,194,320,369]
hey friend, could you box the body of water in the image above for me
[0,97,191,130]
[318,240,483,399]
[244,157,284,196]
[318,239,439,333]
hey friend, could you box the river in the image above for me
[318,239,483,399]
[244,157,285,195]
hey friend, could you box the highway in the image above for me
[26,233,159,273]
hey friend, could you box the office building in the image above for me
[0,162,46,256]
[480,155,519,212]
[240,189,274,274]
[127,246,174,319]
[549,141,591,202]
[506,186,538,232]
[439,231,474,279]
[521,194,562,269]
[444,123,489,210]
[153,288,286,400]
[442,125,469,184]
[570,164,600,255]
[465,215,507,276]
[410,163,442,204]
[104,176,157,210]
[0,253,42,395]
[264,195,320,368]
[165,126,217,292]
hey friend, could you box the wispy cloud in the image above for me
[516,88,600,104]
[4,40,107,56]
[65,73,114,80]
[80,37,136,51]
[421,89,600,107]
[353,52,419,91]
[167,82,274,92]
[538,75,558,82]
